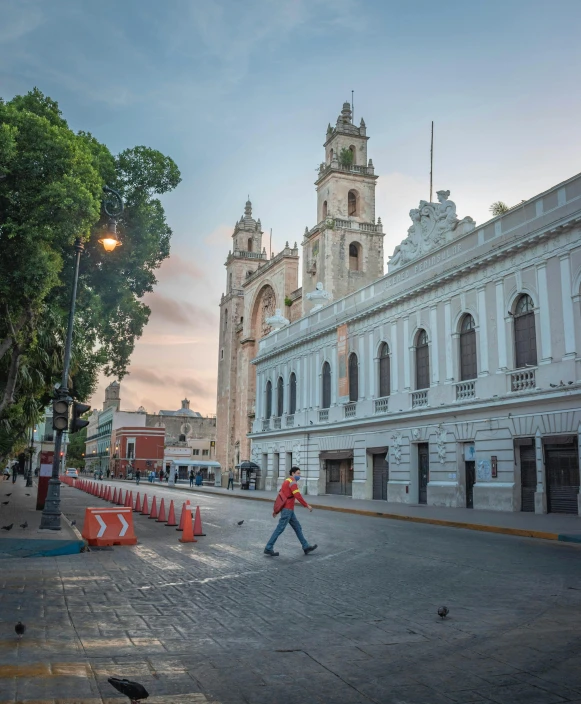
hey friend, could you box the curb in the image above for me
[103,480,581,543]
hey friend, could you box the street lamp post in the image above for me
[39,186,123,530]
[25,426,36,487]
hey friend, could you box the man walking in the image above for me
[135,468,141,485]
[264,466,317,557]
[189,469,195,488]
[227,469,234,491]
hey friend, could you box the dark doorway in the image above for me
[545,440,579,514]
[325,459,353,496]
[418,444,429,504]
[520,443,536,512]
[372,453,389,501]
[465,461,475,508]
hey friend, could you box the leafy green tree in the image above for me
[0,88,181,460]
[339,147,354,168]
[490,201,510,216]
[66,425,87,470]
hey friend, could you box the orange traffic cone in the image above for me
[176,500,191,532]
[166,500,177,526]
[149,496,158,519]
[193,506,206,536]
[112,487,118,504]
[157,498,167,523]
[141,494,150,515]
[179,505,197,543]
[118,489,125,506]
[125,490,132,508]
[105,486,111,502]
[134,492,142,512]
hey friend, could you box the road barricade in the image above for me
[81,507,137,547]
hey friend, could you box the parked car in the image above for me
[65,468,79,478]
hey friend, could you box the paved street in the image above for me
[1,481,581,704]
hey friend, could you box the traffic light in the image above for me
[52,398,70,431]
[70,401,91,434]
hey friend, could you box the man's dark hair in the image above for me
[290,466,301,475]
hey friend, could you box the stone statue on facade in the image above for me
[388,190,475,270]
[306,282,333,312]
[265,308,290,332]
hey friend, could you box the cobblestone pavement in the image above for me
[1,481,581,703]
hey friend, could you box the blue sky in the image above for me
[2,0,581,414]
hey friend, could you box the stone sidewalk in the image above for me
[104,477,581,542]
[0,476,84,558]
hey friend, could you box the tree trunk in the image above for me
[0,346,22,416]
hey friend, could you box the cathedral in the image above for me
[217,101,581,515]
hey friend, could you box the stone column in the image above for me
[368,330,375,398]
[430,306,439,384]
[315,351,321,407]
[332,345,338,405]
[495,280,508,370]
[477,286,489,375]
[301,356,308,410]
[358,335,365,398]
[403,317,411,389]
[391,320,399,393]
[256,372,263,419]
[444,301,453,382]
[560,254,576,358]
[536,263,552,364]
[534,428,547,514]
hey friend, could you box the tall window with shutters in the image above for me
[322,362,331,409]
[459,314,477,380]
[265,380,272,419]
[348,353,359,402]
[378,343,390,397]
[289,372,297,415]
[514,294,537,368]
[415,330,430,390]
[276,377,284,417]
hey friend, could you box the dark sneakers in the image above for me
[264,548,279,557]
[304,544,318,555]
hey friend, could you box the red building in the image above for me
[112,426,165,477]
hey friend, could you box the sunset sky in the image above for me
[3,0,581,415]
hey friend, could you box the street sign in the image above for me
[81,507,137,546]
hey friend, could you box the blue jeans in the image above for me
[266,509,309,551]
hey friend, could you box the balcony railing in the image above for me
[511,368,536,392]
[286,414,295,428]
[412,390,428,408]
[455,380,475,400]
[273,416,282,430]
[344,402,357,419]
[318,409,329,423]
[262,419,270,432]
[374,397,389,414]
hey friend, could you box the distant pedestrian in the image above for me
[189,469,195,488]
[227,469,234,491]
[165,470,169,483]
[264,467,317,557]
[106,468,110,479]
[135,469,141,485]
[11,462,18,484]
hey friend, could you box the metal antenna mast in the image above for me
[429,121,434,202]
[351,90,354,122]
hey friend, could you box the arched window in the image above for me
[349,242,360,271]
[514,294,537,368]
[289,372,297,415]
[179,434,186,442]
[348,353,359,402]
[378,343,390,397]
[416,329,430,390]
[276,377,284,417]
[247,238,253,252]
[330,148,334,161]
[348,190,357,216]
[460,314,477,381]
[322,362,331,409]
[322,200,328,219]
[265,380,272,418]
[223,309,228,332]
[349,145,356,164]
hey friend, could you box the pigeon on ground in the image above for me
[1,524,13,531]
[107,677,149,702]
[437,606,449,619]
[25,493,30,496]
[237,520,244,525]
[71,520,76,526]
[15,622,25,639]
[5,493,11,497]
[1,501,9,505]
[20,521,28,529]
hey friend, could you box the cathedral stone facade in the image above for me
[218,102,581,516]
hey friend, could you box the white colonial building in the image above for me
[249,163,581,515]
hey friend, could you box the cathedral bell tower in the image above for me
[302,102,384,314]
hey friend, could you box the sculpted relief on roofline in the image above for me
[388,190,475,270]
